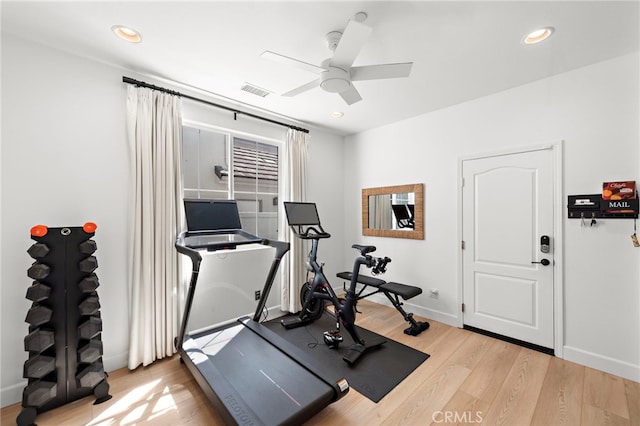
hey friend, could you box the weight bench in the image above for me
[336,272,430,336]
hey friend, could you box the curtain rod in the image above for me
[122,76,309,134]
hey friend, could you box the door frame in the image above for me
[457,141,564,357]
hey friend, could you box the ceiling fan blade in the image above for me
[261,51,324,74]
[282,78,321,97]
[331,20,372,69]
[350,62,413,81]
[339,85,362,105]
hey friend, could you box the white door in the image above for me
[462,147,554,349]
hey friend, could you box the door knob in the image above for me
[531,259,550,266]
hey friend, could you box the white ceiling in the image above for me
[2,1,638,136]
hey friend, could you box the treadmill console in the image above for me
[181,199,262,251]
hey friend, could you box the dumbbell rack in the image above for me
[17,223,111,426]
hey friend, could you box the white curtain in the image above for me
[370,195,392,229]
[126,86,184,369]
[280,129,309,312]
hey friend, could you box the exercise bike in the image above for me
[281,202,389,365]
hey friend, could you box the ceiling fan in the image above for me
[261,12,413,105]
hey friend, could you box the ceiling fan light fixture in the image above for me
[320,67,351,93]
[112,25,142,43]
[523,27,554,45]
[321,78,350,93]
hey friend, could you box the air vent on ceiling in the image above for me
[240,83,271,98]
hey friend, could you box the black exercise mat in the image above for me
[263,313,430,402]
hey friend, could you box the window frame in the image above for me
[181,119,283,240]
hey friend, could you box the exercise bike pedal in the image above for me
[323,330,343,349]
[281,316,311,329]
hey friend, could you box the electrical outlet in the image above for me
[254,290,261,301]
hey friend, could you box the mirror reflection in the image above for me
[368,193,415,230]
[362,183,424,240]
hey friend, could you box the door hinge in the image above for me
[461,303,465,313]
[461,177,465,187]
[461,240,465,250]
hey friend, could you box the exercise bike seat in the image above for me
[352,244,376,255]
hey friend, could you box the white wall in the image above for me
[0,35,344,407]
[343,52,639,381]
[1,35,131,407]
[306,129,345,283]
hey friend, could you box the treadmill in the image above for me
[175,199,349,425]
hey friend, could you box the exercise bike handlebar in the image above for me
[290,224,331,240]
[371,256,391,275]
[350,244,391,274]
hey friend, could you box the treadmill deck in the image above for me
[182,321,336,425]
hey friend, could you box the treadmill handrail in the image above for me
[175,231,290,351]
[253,239,290,321]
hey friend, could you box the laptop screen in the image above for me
[184,199,242,231]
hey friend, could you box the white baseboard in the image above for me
[103,351,129,373]
[365,293,459,328]
[265,305,288,320]
[1,381,24,408]
[563,345,640,382]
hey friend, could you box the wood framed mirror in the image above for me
[362,183,424,240]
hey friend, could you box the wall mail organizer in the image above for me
[568,194,639,219]
[17,223,111,426]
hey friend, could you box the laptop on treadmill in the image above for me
[182,199,262,250]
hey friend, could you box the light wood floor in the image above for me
[2,300,638,425]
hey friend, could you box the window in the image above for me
[182,125,279,240]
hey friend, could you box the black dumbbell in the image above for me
[78,340,103,364]
[79,296,100,316]
[79,256,98,273]
[77,362,106,388]
[78,317,102,339]
[27,263,50,280]
[27,243,50,259]
[23,354,55,379]
[78,275,99,293]
[25,305,52,327]
[79,240,97,255]
[26,282,51,302]
[22,380,56,407]
[24,329,55,352]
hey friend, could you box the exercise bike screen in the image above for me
[284,202,321,226]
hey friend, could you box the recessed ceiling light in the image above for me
[111,25,142,43]
[523,27,554,45]
[330,111,344,118]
